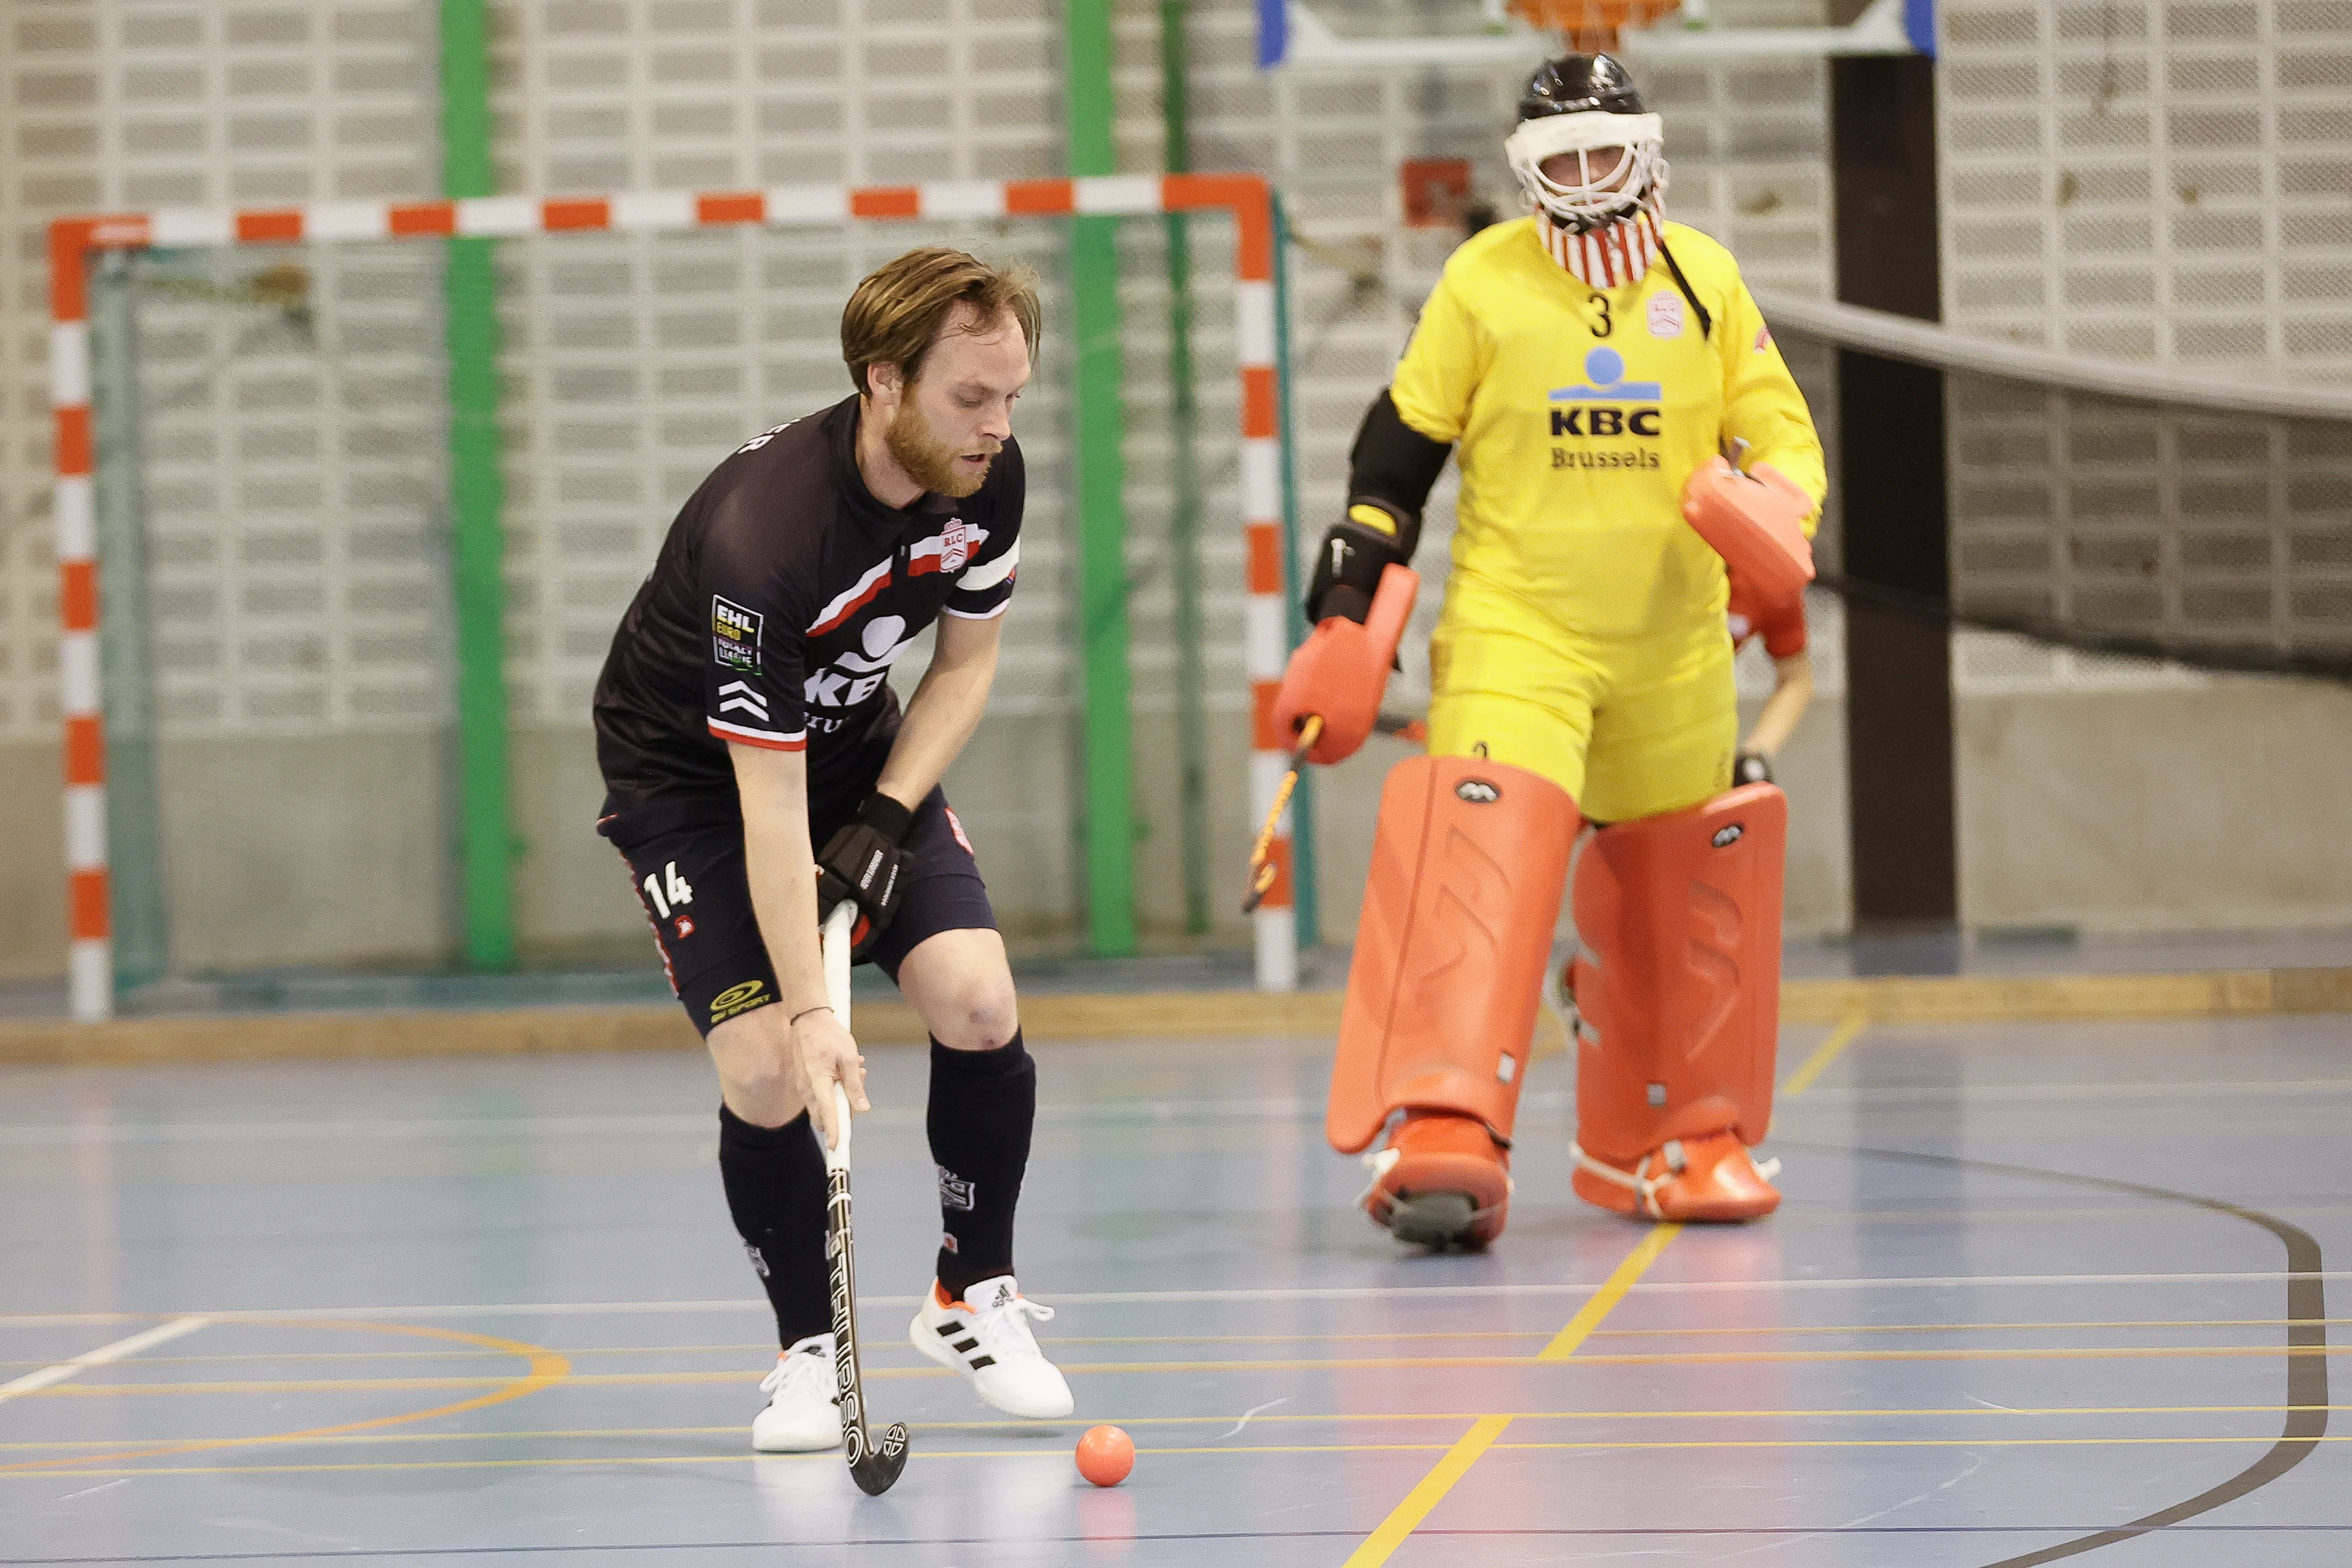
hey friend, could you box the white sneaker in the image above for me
[910,1275,1074,1419]
[750,1332,842,1453]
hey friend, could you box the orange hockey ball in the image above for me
[1075,1423,1134,1487]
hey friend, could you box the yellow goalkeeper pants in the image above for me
[1425,568,1736,823]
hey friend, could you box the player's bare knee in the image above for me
[937,968,1019,1052]
[708,1009,805,1123]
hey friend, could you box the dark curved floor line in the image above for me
[1815,1143,2331,1568]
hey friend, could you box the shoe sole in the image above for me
[1385,1190,1480,1248]
[908,1311,1072,1420]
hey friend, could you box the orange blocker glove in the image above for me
[1683,455,1816,613]
[1272,561,1419,767]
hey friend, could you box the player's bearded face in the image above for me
[883,308,1031,500]
[884,392,995,499]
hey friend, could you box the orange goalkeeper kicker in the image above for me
[1242,715,1322,913]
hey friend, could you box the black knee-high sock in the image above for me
[927,1032,1035,1301]
[717,1106,832,1348]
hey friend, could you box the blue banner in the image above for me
[1904,0,1937,58]
[1257,0,1286,69]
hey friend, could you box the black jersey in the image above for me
[592,394,1023,839]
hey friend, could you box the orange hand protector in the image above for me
[1272,564,1419,767]
[1682,457,1815,612]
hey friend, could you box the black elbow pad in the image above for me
[1347,389,1452,551]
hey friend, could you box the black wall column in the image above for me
[1831,48,1957,930]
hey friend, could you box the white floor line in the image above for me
[4,1076,2348,1147]
[0,1316,210,1401]
[4,1273,2346,1331]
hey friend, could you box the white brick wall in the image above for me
[1,0,1846,956]
[1937,0,2352,682]
[2,2,101,747]
[2,1,445,747]
[6,0,1836,734]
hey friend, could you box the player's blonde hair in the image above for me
[841,247,1042,397]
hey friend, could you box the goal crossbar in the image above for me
[48,174,1304,1022]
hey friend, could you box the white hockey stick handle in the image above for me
[820,901,856,1170]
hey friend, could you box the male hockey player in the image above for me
[1281,53,1827,1246]
[593,249,1073,1450]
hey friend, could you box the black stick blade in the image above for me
[847,1423,911,1496]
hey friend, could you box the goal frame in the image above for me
[48,174,1306,1022]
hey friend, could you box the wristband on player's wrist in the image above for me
[856,791,915,844]
[788,1005,834,1028]
[1304,508,1411,625]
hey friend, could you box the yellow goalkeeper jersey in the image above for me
[1389,216,1825,642]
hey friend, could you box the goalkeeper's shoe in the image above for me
[750,1332,843,1453]
[910,1275,1074,1419]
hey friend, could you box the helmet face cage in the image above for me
[1505,110,1667,234]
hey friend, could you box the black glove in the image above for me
[1733,753,1773,786]
[816,793,914,959]
[1304,505,1412,625]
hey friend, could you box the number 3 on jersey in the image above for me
[643,861,695,918]
[1585,294,1613,338]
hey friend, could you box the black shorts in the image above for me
[609,787,996,1038]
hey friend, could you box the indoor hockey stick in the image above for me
[1242,715,1322,913]
[1239,711,1424,914]
[818,902,911,1495]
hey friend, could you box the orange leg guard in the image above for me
[1327,756,1579,1247]
[1566,783,1787,1223]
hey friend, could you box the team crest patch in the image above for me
[941,518,970,574]
[1647,291,1685,338]
[712,596,763,671]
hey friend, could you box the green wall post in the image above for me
[1066,0,1137,956]
[90,252,169,991]
[1271,193,1318,950]
[1160,0,1210,938]
[439,0,516,969]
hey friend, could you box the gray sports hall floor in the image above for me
[2,1012,2343,1566]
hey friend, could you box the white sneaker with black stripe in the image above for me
[750,1332,842,1452]
[909,1275,1074,1419]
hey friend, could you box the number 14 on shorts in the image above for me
[643,861,695,919]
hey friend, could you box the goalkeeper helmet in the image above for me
[1504,53,1667,235]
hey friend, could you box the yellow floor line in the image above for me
[0,1321,568,1476]
[1537,1226,1681,1361]
[14,1431,2352,1483]
[32,1338,2337,1399]
[1781,1006,1870,1096]
[1332,1415,1514,1567]
[6,1314,2332,1374]
[9,1401,2350,1457]
[1341,1225,1683,1568]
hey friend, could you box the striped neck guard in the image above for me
[1538,197,1664,291]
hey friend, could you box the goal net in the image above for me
[53,183,1293,1020]
[1758,292,2352,690]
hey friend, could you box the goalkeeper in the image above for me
[1286,53,1826,1246]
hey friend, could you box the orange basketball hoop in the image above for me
[1507,0,1681,49]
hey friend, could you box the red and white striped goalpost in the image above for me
[50,174,1307,1022]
